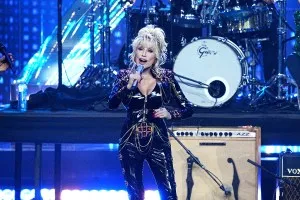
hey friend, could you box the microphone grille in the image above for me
[136,64,144,73]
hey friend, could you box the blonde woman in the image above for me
[108,25,194,200]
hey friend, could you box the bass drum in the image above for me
[173,37,247,108]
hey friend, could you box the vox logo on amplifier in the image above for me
[281,153,300,177]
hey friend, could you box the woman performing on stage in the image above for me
[108,25,194,200]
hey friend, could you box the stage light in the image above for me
[1,189,14,200]
[20,189,34,200]
[261,145,300,154]
[108,143,119,151]
[145,190,160,200]
[41,188,54,200]
[0,189,161,200]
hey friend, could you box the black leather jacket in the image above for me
[108,68,194,144]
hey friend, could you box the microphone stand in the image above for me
[168,129,232,199]
[174,72,225,99]
[173,72,208,89]
[186,156,195,200]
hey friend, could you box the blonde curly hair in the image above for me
[129,24,168,79]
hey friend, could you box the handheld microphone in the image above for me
[0,43,14,72]
[132,64,144,89]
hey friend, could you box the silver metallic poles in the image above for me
[276,0,287,99]
[87,0,96,65]
[98,0,111,68]
[104,0,111,68]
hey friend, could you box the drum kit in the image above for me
[76,0,297,110]
[124,0,300,110]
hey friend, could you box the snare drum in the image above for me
[173,37,248,108]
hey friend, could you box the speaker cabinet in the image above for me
[170,126,261,200]
[279,152,300,200]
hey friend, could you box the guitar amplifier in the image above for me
[170,126,261,200]
[279,152,300,200]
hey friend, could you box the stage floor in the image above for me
[0,105,298,200]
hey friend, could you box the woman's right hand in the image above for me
[127,71,142,89]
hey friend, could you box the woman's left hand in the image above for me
[153,107,172,120]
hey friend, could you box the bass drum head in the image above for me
[173,37,243,108]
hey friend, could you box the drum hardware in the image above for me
[239,37,267,100]
[144,0,151,25]
[96,0,111,70]
[205,0,220,36]
[75,0,116,89]
[98,0,115,87]
[86,0,96,65]
[121,0,133,66]
[249,0,298,109]
[218,1,273,36]
[171,0,220,30]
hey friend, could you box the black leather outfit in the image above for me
[108,68,194,200]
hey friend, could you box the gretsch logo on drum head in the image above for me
[198,44,217,58]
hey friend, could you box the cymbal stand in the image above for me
[276,0,287,100]
[98,0,113,87]
[98,0,105,69]
[199,0,219,37]
[74,0,98,89]
[144,0,151,25]
[104,0,111,70]
[249,0,296,108]
[88,0,96,65]
[244,38,264,99]
[123,2,132,66]
[207,0,220,37]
